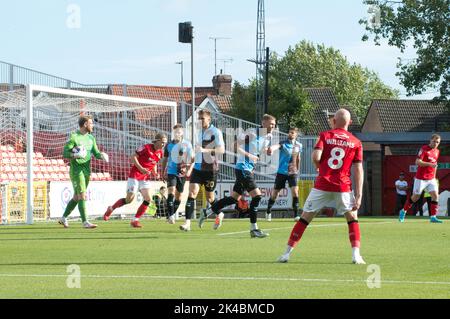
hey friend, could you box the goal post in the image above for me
[0,84,177,224]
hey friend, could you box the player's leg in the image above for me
[173,176,185,214]
[104,178,136,220]
[267,174,285,221]
[248,187,267,238]
[60,169,82,227]
[130,184,152,228]
[278,188,326,262]
[77,171,97,228]
[199,172,234,229]
[166,175,177,223]
[278,210,316,263]
[428,180,442,223]
[180,174,201,231]
[399,178,424,222]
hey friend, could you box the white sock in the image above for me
[284,245,294,255]
[352,247,361,258]
[251,223,258,231]
[185,219,191,226]
[133,218,139,222]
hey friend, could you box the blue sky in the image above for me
[1,0,438,98]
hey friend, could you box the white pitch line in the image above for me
[217,221,394,236]
[0,273,449,286]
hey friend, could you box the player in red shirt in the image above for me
[103,133,168,228]
[278,109,365,264]
[399,134,442,223]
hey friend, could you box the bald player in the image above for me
[277,109,366,264]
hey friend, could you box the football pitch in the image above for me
[0,217,449,299]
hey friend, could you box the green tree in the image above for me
[231,41,398,131]
[360,0,450,102]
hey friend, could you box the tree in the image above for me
[360,0,450,102]
[231,40,398,131]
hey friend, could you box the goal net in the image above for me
[0,85,177,224]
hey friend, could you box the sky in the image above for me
[0,0,440,99]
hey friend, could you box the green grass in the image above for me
[0,216,449,299]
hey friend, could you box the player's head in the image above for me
[399,172,405,180]
[172,124,184,141]
[429,134,441,149]
[333,108,352,130]
[262,114,276,134]
[78,115,94,133]
[288,127,299,140]
[153,133,168,150]
[198,109,211,129]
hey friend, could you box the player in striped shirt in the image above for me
[266,127,302,222]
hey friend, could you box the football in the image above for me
[72,145,87,158]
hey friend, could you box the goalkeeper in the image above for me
[59,115,109,229]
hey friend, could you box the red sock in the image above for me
[287,219,309,248]
[135,201,149,219]
[430,201,438,217]
[403,197,413,212]
[348,221,361,248]
[112,198,127,210]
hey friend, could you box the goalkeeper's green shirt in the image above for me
[63,130,102,174]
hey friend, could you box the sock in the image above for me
[292,197,299,216]
[430,201,439,217]
[78,200,87,223]
[251,223,258,231]
[249,195,262,224]
[135,200,150,219]
[267,197,275,214]
[185,219,191,227]
[348,220,361,248]
[63,199,78,218]
[403,196,414,212]
[287,218,309,248]
[284,245,294,255]
[112,198,127,210]
[174,199,181,214]
[212,197,237,214]
[185,197,195,220]
[167,194,175,216]
[352,247,361,259]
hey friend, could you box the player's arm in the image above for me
[131,153,150,176]
[312,136,323,170]
[236,135,258,162]
[186,145,195,177]
[161,145,169,177]
[312,149,322,169]
[63,134,76,159]
[352,162,364,210]
[92,136,109,162]
[415,158,437,168]
[267,143,281,155]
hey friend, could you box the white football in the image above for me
[72,145,87,158]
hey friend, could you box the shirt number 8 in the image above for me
[328,147,345,169]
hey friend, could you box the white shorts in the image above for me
[412,178,438,196]
[127,178,152,194]
[303,188,356,215]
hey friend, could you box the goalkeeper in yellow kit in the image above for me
[59,115,109,228]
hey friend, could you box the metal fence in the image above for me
[1,60,319,183]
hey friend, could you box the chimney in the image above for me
[212,74,232,96]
